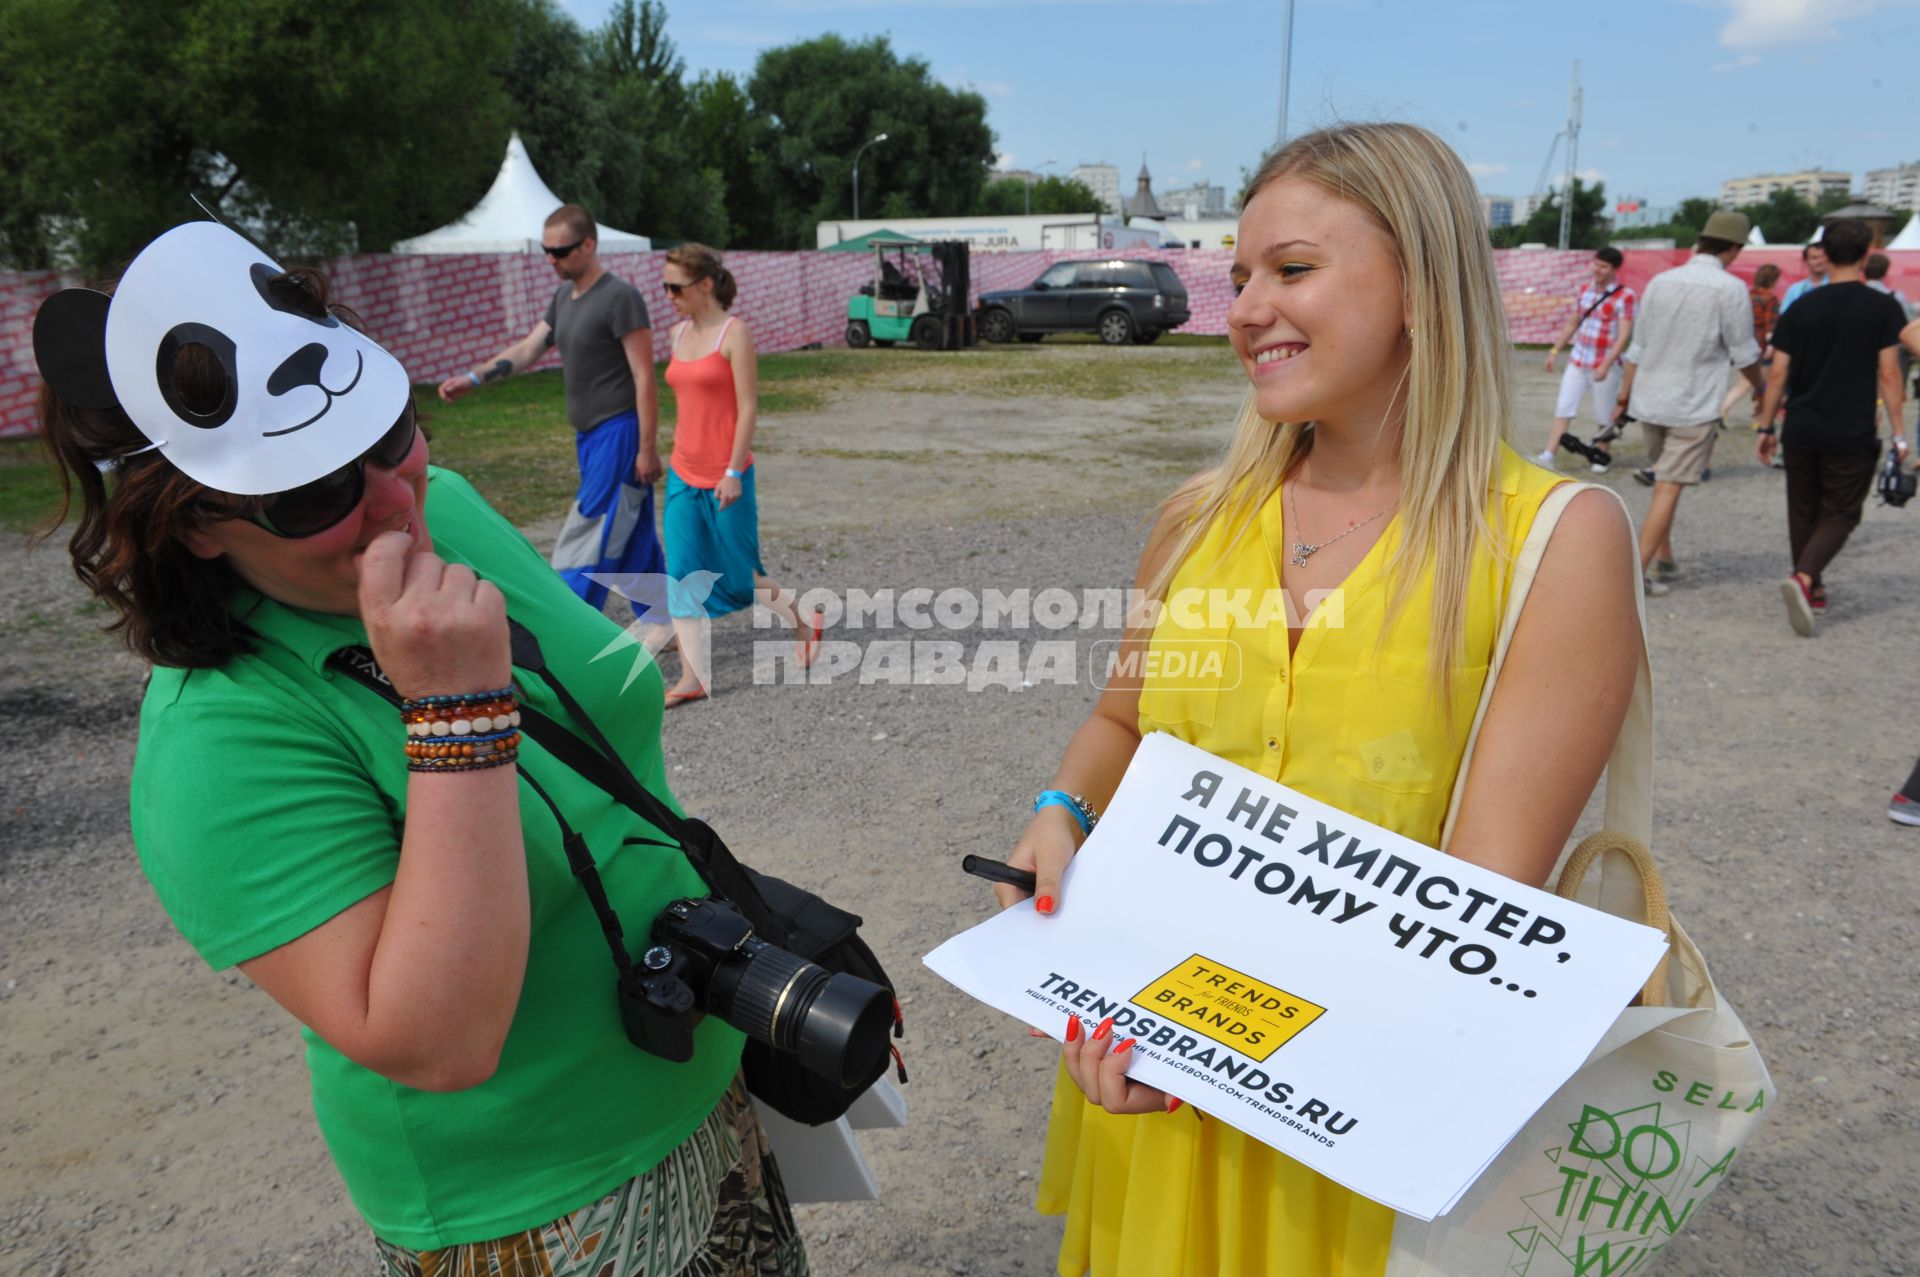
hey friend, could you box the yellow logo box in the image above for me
[1134,954,1326,1063]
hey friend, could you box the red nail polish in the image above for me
[1035,895,1055,915]
[1114,1037,1136,1053]
[1066,1015,1079,1042]
[1093,1016,1114,1041]
[1166,1097,1184,1114]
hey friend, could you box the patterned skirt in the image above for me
[374,1077,809,1277]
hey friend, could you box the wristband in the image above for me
[468,371,482,388]
[1035,789,1099,835]
[724,467,744,480]
[1754,425,1776,436]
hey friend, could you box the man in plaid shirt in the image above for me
[1540,246,1636,473]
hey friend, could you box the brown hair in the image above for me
[1863,251,1891,280]
[33,269,365,669]
[1753,263,1780,289]
[664,243,737,309]
[544,204,596,242]
[1695,235,1740,256]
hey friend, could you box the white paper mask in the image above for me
[32,221,411,496]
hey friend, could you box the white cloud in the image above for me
[1467,162,1509,178]
[941,67,1014,97]
[1716,0,1911,48]
[1577,168,1606,184]
[1186,158,1205,172]
[1709,51,1764,71]
[996,150,1018,168]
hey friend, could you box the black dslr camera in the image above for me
[623,897,895,1089]
[1881,445,1916,508]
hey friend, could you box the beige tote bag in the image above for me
[1386,482,1777,1276]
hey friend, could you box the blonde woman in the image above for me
[995,124,1642,1276]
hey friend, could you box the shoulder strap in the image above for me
[1577,285,1620,325]
[323,635,655,981]
[1440,481,1652,851]
[715,316,735,353]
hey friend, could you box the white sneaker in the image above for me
[1642,576,1670,598]
[1535,449,1557,467]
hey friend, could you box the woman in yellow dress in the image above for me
[996,123,1644,1276]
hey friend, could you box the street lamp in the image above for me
[852,132,889,221]
[1024,157,1057,216]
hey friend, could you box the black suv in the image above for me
[977,259,1191,345]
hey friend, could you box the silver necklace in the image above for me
[1286,481,1393,568]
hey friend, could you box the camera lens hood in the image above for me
[795,972,894,1088]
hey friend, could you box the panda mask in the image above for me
[32,221,411,497]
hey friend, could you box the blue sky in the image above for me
[562,0,1918,208]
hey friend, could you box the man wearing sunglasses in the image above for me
[438,203,668,631]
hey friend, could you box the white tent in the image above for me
[1888,213,1920,250]
[393,133,650,254]
[1747,225,1767,246]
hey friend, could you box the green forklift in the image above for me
[844,238,974,350]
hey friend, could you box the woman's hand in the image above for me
[716,473,743,510]
[1058,1012,1174,1116]
[994,806,1083,914]
[355,532,511,700]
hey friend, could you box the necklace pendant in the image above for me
[1291,543,1315,567]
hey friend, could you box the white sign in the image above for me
[924,733,1669,1221]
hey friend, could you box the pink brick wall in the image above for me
[6,247,1917,439]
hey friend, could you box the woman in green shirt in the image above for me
[33,221,809,1274]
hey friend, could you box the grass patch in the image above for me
[0,437,64,534]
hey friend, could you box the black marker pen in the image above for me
[961,854,1038,893]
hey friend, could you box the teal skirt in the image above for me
[663,466,767,619]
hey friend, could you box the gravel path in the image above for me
[3,346,1916,1275]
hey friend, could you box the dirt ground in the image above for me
[4,342,1918,1276]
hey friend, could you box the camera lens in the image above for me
[712,939,893,1088]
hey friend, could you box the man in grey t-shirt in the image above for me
[438,204,667,626]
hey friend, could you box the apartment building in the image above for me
[1719,170,1851,209]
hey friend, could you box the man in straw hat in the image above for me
[1613,210,1764,597]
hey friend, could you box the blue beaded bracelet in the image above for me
[401,687,515,711]
[1034,789,1099,835]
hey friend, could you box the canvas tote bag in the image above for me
[1385,482,1777,1276]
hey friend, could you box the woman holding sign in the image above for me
[997,124,1642,1275]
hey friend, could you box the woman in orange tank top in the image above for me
[989,124,1645,1276]
[658,244,821,705]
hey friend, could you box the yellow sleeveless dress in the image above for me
[1036,444,1566,1277]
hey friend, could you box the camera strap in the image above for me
[326,619,726,987]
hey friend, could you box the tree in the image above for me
[746,35,994,247]
[1617,196,1720,247]
[1737,188,1818,245]
[974,175,1102,217]
[0,0,517,270]
[686,72,767,248]
[1493,178,1610,249]
[591,0,726,243]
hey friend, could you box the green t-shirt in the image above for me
[131,467,741,1249]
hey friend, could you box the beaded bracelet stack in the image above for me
[401,686,524,773]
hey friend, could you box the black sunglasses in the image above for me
[663,281,689,295]
[543,239,585,259]
[234,402,421,538]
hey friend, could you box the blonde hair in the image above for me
[1145,122,1513,692]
